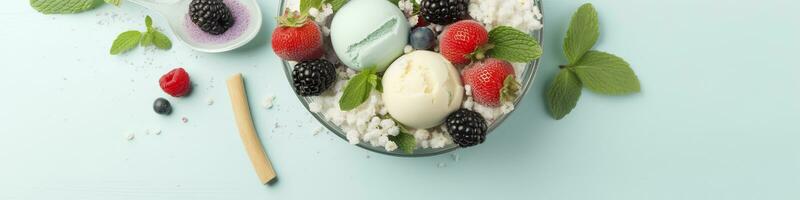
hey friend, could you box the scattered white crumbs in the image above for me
[403,45,413,53]
[206,98,215,106]
[437,162,447,168]
[313,126,323,136]
[273,122,281,129]
[126,132,135,141]
[146,129,161,135]
[263,95,275,109]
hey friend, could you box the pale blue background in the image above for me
[1,0,799,199]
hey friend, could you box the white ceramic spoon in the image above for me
[127,0,262,53]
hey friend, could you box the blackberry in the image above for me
[445,109,487,147]
[189,0,235,35]
[419,0,470,25]
[292,59,337,96]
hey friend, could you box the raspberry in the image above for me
[159,68,192,97]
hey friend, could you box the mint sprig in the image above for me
[300,0,348,13]
[110,16,172,55]
[30,0,120,14]
[563,3,599,65]
[547,70,582,119]
[389,130,415,154]
[339,67,380,111]
[110,31,142,55]
[326,0,348,11]
[571,51,640,94]
[299,0,323,13]
[30,0,98,14]
[487,26,543,63]
[104,0,121,6]
[546,3,641,120]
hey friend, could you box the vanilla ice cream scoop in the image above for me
[382,51,464,129]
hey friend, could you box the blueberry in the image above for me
[409,27,436,50]
[153,98,172,115]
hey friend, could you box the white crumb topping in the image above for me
[308,102,322,113]
[309,4,334,24]
[385,141,398,151]
[469,0,543,33]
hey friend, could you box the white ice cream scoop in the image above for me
[382,51,464,129]
[128,0,262,53]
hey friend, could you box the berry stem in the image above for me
[278,9,309,28]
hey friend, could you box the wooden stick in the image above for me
[226,73,276,185]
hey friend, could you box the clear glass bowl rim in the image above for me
[279,0,544,157]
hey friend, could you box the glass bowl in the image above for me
[279,0,543,157]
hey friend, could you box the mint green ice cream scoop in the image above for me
[330,0,410,72]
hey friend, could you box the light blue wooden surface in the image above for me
[2,0,799,199]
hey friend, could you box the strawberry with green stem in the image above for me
[441,21,542,106]
[271,10,324,61]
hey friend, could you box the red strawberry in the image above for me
[439,20,489,65]
[461,58,520,107]
[271,11,324,61]
[159,68,192,97]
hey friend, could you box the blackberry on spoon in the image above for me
[189,0,235,35]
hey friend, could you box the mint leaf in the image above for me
[547,69,582,120]
[300,0,323,13]
[368,74,382,93]
[325,0,348,11]
[563,3,599,65]
[151,31,172,50]
[104,0,120,6]
[113,16,172,54]
[570,51,640,95]
[488,26,542,63]
[141,32,154,46]
[145,16,153,31]
[339,68,377,111]
[389,128,415,154]
[110,31,142,55]
[30,0,99,14]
